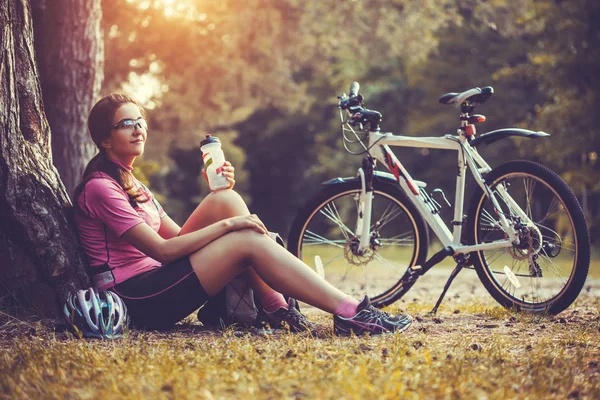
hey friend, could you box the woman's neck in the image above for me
[106,155,134,171]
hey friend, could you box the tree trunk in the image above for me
[0,0,90,317]
[32,0,103,198]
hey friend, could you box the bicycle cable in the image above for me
[341,125,369,155]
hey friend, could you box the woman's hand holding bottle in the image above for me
[201,161,235,190]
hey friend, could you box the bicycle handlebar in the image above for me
[349,82,360,98]
[339,81,382,131]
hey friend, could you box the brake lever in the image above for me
[338,93,364,110]
[338,93,350,110]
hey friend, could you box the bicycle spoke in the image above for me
[321,255,345,268]
[480,208,500,229]
[296,186,425,304]
[319,202,354,239]
[302,230,345,248]
[522,177,536,219]
[373,203,404,230]
[496,259,516,297]
[482,250,504,268]
[538,197,564,226]
[373,253,406,273]
[474,167,585,312]
[378,231,415,246]
[536,255,569,286]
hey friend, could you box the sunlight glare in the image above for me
[149,61,161,74]
[122,72,163,110]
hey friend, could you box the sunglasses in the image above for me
[111,118,148,131]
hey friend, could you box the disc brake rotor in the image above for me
[344,237,376,266]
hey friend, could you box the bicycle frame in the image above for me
[353,129,527,256]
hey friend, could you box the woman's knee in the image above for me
[202,189,249,217]
[190,229,267,266]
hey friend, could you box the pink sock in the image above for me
[260,291,288,313]
[334,297,360,318]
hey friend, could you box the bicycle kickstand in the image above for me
[428,255,469,315]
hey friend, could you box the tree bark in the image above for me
[32,0,103,198]
[0,0,90,317]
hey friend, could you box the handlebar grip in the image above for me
[349,82,360,98]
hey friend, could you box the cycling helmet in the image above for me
[63,288,129,339]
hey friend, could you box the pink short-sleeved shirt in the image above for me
[75,171,166,288]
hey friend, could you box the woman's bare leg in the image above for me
[179,189,284,300]
[179,189,250,235]
[189,230,349,313]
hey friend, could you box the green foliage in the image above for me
[100,0,599,240]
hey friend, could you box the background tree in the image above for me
[100,0,459,232]
[0,0,96,317]
[32,0,104,197]
[2,0,597,319]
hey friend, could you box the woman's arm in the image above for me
[121,214,268,264]
[158,214,181,239]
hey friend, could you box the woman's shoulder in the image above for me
[82,173,125,195]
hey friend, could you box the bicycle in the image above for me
[287,82,591,315]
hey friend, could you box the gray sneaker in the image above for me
[265,298,316,333]
[333,296,412,336]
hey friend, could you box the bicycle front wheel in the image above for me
[287,180,429,308]
[467,160,590,314]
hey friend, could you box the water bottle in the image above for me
[200,134,230,191]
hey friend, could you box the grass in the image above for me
[1,293,599,399]
[1,249,599,399]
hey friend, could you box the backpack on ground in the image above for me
[196,232,290,328]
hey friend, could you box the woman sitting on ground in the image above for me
[73,93,412,336]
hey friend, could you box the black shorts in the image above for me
[111,257,210,330]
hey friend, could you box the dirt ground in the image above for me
[1,267,598,399]
[273,264,600,359]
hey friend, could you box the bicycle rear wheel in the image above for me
[467,160,590,314]
[287,180,429,307]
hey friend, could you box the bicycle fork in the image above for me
[355,157,376,254]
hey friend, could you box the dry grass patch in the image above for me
[1,297,600,400]
[1,269,599,399]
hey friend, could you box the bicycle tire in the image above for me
[287,180,429,308]
[466,160,590,314]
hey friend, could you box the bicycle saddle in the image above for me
[439,86,494,106]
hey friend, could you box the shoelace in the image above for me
[362,306,394,324]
